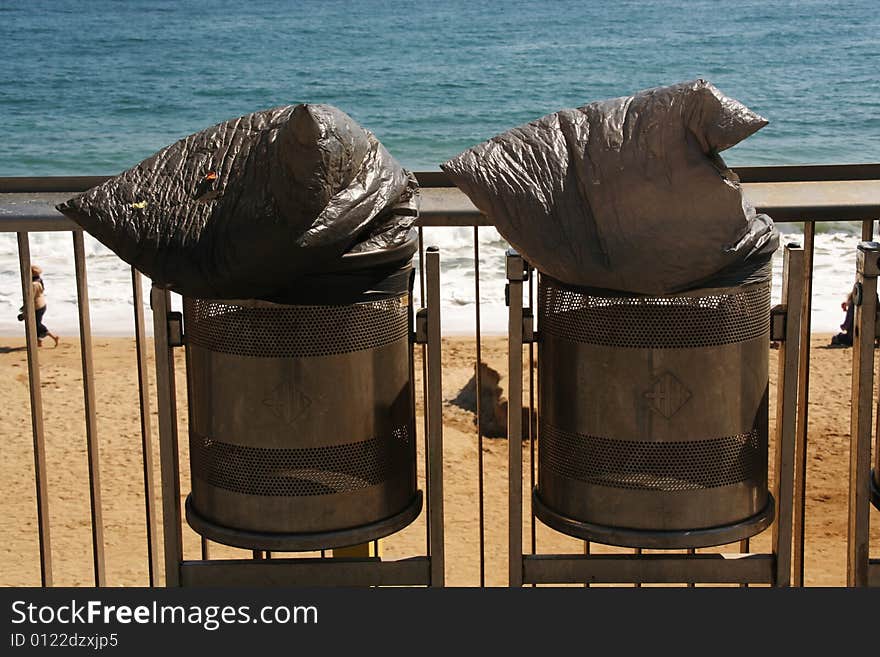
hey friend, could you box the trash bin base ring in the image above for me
[532,490,774,549]
[871,470,880,511]
[185,491,423,551]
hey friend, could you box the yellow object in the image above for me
[130,201,148,209]
[332,541,382,558]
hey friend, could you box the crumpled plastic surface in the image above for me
[441,80,778,294]
[57,104,418,300]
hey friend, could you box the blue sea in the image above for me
[1,0,878,334]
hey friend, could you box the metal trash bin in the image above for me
[181,235,421,551]
[534,273,773,548]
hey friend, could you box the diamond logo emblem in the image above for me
[644,371,691,419]
[263,382,313,424]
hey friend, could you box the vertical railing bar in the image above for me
[858,215,875,572]
[772,244,804,587]
[72,231,106,586]
[687,548,696,588]
[131,268,160,586]
[583,540,590,588]
[418,227,430,556]
[506,251,524,588]
[473,227,486,587]
[16,232,52,586]
[528,268,536,560]
[418,227,427,312]
[404,250,418,578]
[792,221,815,587]
[178,310,201,566]
[634,547,642,587]
[152,286,183,587]
[252,551,263,560]
[739,538,750,588]
[847,241,878,586]
[425,247,445,587]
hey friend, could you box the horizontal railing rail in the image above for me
[4,162,880,191]
[3,165,880,227]
[2,163,879,587]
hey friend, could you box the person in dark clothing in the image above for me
[830,291,855,347]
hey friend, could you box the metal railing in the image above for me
[2,163,879,587]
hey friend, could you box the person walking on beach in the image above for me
[18,264,60,347]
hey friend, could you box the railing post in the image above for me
[132,268,160,586]
[847,241,879,587]
[151,285,183,587]
[16,232,52,586]
[424,246,445,587]
[417,228,431,560]
[506,250,525,587]
[72,230,106,586]
[792,222,814,586]
[473,227,487,587]
[772,243,804,587]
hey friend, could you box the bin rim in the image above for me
[537,271,769,300]
[533,489,775,549]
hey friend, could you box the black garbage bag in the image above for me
[57,104,418,300]
[441,80,778,294]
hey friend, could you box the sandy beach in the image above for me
[2,333,878,587]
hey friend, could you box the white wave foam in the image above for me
[0,225,869,337]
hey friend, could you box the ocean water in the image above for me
[0,0,877,335]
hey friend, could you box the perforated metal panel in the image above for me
[190,428,412,497]
[540,425,763,491]
[539,278,770,348]
[537,275,772,542]
[183,295,409,358]
[183,290,419,544]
